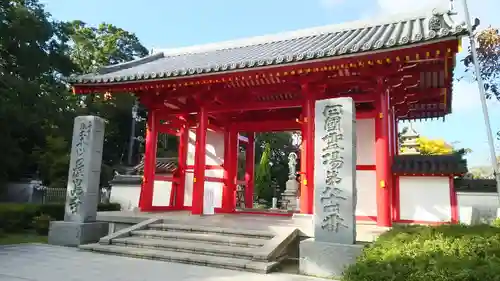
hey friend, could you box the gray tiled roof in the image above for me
[70,8,466,85]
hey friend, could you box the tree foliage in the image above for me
[255,142,273,202]
[464,27,500,99]
[0,0,76,184]
[0,0,149,190]
[0,0,298,195]
[255,132,295,193]
[65,20,149,168]
[415,137,454,155]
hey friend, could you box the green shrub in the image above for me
[0,202,121,233]
[33,214,53,235]
[492,217,500,228]
[0,203,39,232]
[342,224,500,281]
[97,202,121,212]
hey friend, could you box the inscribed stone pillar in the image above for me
[313,97,357,244]
[48,116,109,246]
[65,116,106,222]
[299,97,363,279]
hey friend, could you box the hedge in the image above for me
[0,202,121,233]
[342,224,500,281]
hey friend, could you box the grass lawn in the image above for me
[0,232,48,245]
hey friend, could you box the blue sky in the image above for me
[41,0,500,167]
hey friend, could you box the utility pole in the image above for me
[460,0,500,202]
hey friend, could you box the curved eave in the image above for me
[69,11,468,86]
[72,39,467,93]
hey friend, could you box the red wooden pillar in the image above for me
[222,131,230,211]
[175,122,188,208]
[228,130,239,210]
[222,129,238,212]
[192,107,208,215]
[300,115,307,213]
[449,176,459,223]
[245,133,255,208]
[300,86,315,215]
[138,109,158,211]
[388,104,396,221]
[375,80,392,227]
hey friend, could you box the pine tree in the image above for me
[255,142,273,203]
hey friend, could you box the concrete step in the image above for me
[148,223,274,239]
[80,243,278,273]
[131,229,266,248]
[112,236,257,259]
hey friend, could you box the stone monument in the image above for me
[281,152,299,210]
[299,97,363,278]
[48,116,109,246]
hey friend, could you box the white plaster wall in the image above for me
[184,129,225,209]
[355,171,377,217]
[457,192,499,208]
[399,176,452,222]
[184,173,194,207]
[356,118,375,165]
[109,184,141,211]
[205,169,224,178]
[186,129,224,165]
[205,181,223,208]
[152,180,172,207]
[457,192,499,223]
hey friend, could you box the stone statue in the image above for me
[288,152,298,180]
[291,132,302,147]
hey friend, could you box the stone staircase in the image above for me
[80,218,299,273]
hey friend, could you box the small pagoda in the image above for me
[400,123,420,155]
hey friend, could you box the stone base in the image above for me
[48,221,108,247]
[299,238,364,278]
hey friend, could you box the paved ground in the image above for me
[0,244,327,281]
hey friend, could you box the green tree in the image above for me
[464,27,500,99]
[255,142,273,203]
[255,132,295,193]
[65,21,149,168]
[0,0,77,186]
[0,0,151,191]
[463,26,500,143]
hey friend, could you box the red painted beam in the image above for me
[230,120,301,132]
[206,99,302,114]
[357,111,377,119]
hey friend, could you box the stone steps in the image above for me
[112,236,257,259]
[147,223,275,239]
[80,243,278,273]
[131,229,265,248]
[79,220,295,273]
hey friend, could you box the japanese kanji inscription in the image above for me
[314,97,357,244]
[64,116,106,223]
